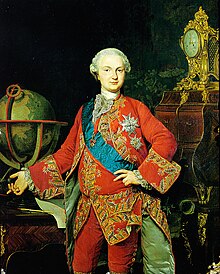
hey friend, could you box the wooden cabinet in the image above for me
[155,87,219,274]
[0,206,67,273]
[155,88,219,185]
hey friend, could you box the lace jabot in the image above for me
[92,94,114,124]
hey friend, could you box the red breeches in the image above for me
[72,207,138,273]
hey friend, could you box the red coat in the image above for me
[29,94,181,244]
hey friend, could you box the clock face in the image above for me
[183,29,200,58]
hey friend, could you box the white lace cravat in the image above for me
[92,94,114,124]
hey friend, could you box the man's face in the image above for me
[97,55,125,93]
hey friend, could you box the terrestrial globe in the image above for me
[0,84,67,169]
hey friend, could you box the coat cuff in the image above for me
[138,148,181,193]
[29,155,65,199]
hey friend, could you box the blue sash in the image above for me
[82,99,136,174]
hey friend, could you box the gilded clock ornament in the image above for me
[175,6,219,94]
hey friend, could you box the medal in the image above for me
[90,133,96,147]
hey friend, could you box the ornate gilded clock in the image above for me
[183,29,200,58]
[175,6,219,93]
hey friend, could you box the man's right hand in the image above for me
[7,171,28,195]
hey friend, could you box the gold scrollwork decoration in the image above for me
[174,77,199,92]
[206,257,220,274]
[179,90,190,105]
[180,221,193,264]
[201,89,210,103]
[0,225,6,257]
[198,212,208,246]
[193,184,213,205]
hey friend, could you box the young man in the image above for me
[8,48,181,274]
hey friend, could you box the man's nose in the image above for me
[112,71,118,79]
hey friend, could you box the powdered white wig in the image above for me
[90,48,131,80]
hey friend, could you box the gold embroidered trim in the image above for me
[92,190,142,245]
[36,155,64,199]
[81,149,102,196]
[145,148,181,192]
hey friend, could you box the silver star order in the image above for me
[130,135,143,150]
[120,113,139,135]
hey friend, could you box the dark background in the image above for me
[0,0,218,140]
[0,1,219,273]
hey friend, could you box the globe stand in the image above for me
[0,84,67,209]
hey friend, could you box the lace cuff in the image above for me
[21,167,36,192]
[133,170,152,190]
